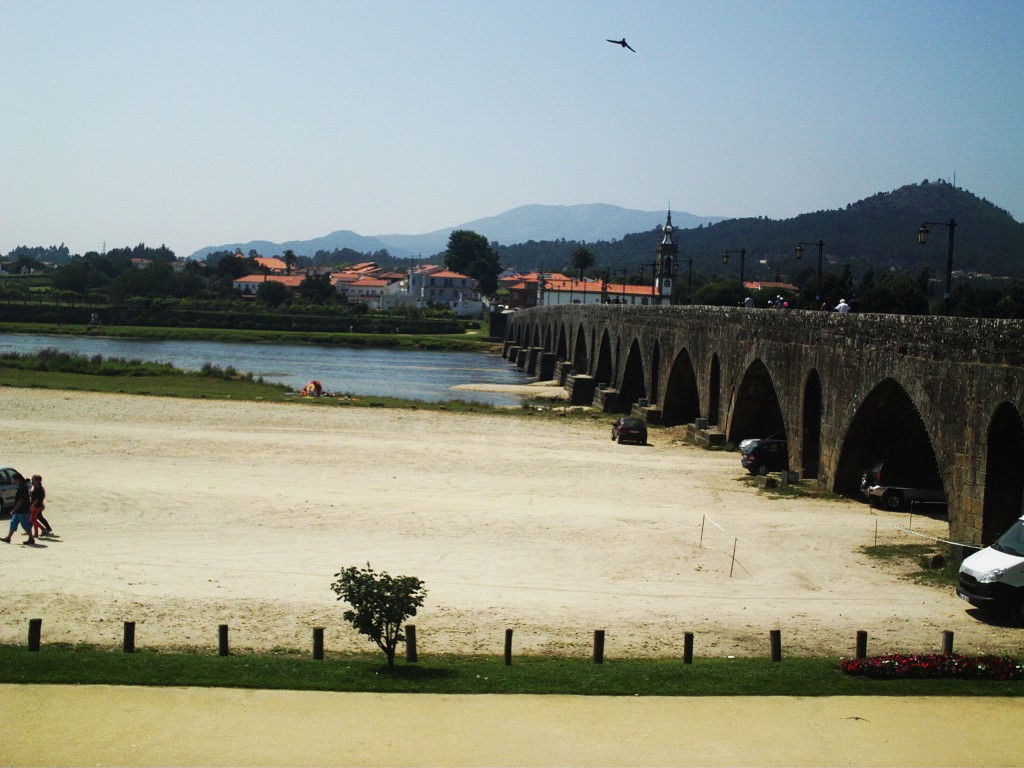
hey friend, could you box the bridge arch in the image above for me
[662,347,700,427]
[594,330,613,388]
[983,402,1024,544]
[572,326,588,374]
[650,341,661,404]
[802,369,823,480]
[618,340,646,413]
[833,378,942,504]
[555,323,568,361]
[708,354,722,427]
[728,359,785,448]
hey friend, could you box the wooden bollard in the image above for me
[683,632,694,664]
[406,624,417,663]
[942,630,954,655]
[769,629,782,662]
[123,621,136,654]
[218,624,229,656]
[504,628,513,666]
[313,627,324,661]
[593,629,605,664]
[28,618,42,652]
[855,630,868,659]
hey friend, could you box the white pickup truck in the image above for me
[957,515,1024,625]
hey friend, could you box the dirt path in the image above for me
[0,388,1018,658]
[3,685,1021,767]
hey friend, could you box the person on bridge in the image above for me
[744,296,754,308]
[835,298,851,313]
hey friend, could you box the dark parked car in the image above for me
[739,430,785,456]
[611,417,648,445]
[860,460,945,510]
[741,439,788,474]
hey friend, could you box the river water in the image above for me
[0,333,532,406]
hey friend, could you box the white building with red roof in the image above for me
[381,265,483,317]
[538,276,659,306]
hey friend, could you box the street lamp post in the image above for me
[918,219,956,315]
[687,256,693,305]
[722,248,746,293]
[795,240,824,306]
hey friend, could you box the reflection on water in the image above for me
[0,333,532,406]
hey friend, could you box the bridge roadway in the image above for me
[503,305,1024,547]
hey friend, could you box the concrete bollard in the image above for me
[218,624,229,656]
[770,629,782,662]
[942,630,954,655]
[856,630,868,659]
[683,632,694,664]
[504,628,513,666]
[313,627,324,660]
[593,630,605,664]
[28,618,42,652]
[123,621,136,654]
[406,624,418,663]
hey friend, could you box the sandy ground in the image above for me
[0,387,1021,659]
[3,685,1022,767]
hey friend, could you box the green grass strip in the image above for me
[0,646,1021,696]
[0,322,496,352]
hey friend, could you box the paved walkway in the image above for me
[2,685,1020,766]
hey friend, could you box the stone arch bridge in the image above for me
[502,305,1024,547]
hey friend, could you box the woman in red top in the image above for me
[29,474,51,538]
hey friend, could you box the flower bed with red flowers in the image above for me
[841,653,1024,680]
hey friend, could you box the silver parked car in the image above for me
[0,467,21,515]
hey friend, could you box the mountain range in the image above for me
[188,182,1023,279]
[188,204,725,261]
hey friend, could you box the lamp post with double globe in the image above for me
[795,240,824,306]
[722,248,746,294]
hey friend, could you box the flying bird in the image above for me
[607,38,636,52]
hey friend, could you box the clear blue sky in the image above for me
[2,0,1021,257]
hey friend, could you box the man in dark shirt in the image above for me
[1,472,34,545]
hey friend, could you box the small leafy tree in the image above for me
[331,562,427,668]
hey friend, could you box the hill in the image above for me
[374,204,723,257]
[187,204,723,261]
[498,181,1024,280]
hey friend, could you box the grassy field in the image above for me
[0,348,595,420]
[0,321,498,352]
[0,645,1020,696]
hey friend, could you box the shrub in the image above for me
[841,653,1024,680]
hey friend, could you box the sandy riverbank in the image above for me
[0,388,1017,658]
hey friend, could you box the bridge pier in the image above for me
[536,352,556,381]
[567,374,597,406]
[632,400,662,425]
[514,347,528,370]
[594,386,618,413]
[525,346,542,375]
[503,342,517,361]
[554,360,574,386]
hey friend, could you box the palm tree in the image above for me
[571,246,595,280]
[283,249,297,275]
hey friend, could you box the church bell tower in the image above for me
[655,208,677,305]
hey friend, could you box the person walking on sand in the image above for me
[1,472,34,545]
[29,475,51,538]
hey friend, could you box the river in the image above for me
[0,333,532,406]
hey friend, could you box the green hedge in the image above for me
[0,302,463,335]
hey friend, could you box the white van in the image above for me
[957,514,1024,625]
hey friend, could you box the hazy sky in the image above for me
[3,0,1022,257]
